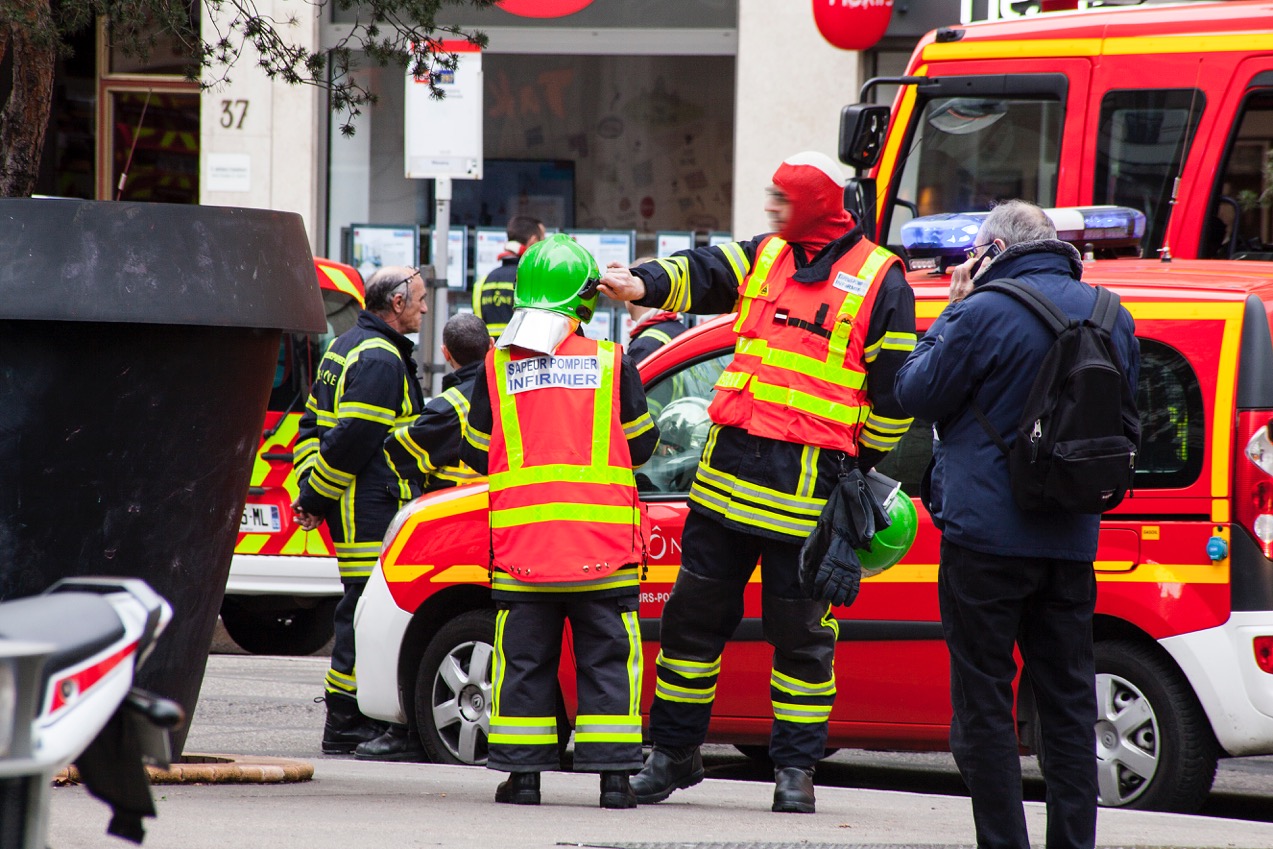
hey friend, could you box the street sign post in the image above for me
[405,41,483,395]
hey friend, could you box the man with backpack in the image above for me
[895,200,1139,849]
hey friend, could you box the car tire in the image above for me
[414,608,576,767]
[219,597,336,656]
[415,609,497,766]
[1093,639,1218,813]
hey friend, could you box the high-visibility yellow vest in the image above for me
[709,234,900,454]
[485,334,645,581]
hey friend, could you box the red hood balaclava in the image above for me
[771,151,854,252]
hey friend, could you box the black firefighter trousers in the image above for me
[647,509,838,769]
[488,590,644,774]
[938,538,1098,849]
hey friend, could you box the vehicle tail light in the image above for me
[1256,637,1273,674]
[1235,412,1273,559]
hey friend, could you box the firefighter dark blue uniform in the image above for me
[295,302,424,754]
[626,310,688,363]
[385,359,484,495]
[605,152,917,813]
[472,254,517,338]
[461,234,659,809]
[357,314,491,762]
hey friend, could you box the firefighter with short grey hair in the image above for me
[292,265,427,755]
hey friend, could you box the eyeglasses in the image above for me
[965,242,1001,261]
[389,269,421,299]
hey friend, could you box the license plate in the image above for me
[241,503,282,533]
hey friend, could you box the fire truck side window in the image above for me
[1094,89,1205,260]
[869,339,1202,496]
[1207,88,1273,260]
[886,94,1063,250]
[1133,339,1204,489]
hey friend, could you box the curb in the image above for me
[57,753,314,785]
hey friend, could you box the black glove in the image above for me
[799,469,890,608]
[807,528,863,607]
[838,468,891,550]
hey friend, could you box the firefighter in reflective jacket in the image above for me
[625,301,688,363]
[292,266,427,755]
[350,312,492,762]
[472,215,546,338]
[461,234,659,809]
[600,151,918,814]
[384,312,491,496]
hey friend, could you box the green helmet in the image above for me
[856,494,918,577]
[515,234,601,322]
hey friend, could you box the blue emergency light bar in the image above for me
[899,205,1146,272]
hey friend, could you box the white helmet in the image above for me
[656,396,711,456]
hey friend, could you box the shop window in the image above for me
[108,90,200,203]
[107,12,200,77]
[97,19,200,201]
[1094,89,1205,259]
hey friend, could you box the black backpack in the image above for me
[969,279,1139,514]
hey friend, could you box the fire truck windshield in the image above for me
[885,88,1064,252]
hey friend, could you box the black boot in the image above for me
[495,771,541,805]
[321,692,382,755]
[629,745,704,804]
[599,771,637,809]
[354,723,427,762]
[772,766,816,813]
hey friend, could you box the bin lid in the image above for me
[0,198,326,333]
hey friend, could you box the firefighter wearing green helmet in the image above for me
[460,233,660,809]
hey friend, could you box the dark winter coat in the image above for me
[895,240,1140,561]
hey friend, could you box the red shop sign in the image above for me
[813,0,894,51]
[497,0,595,17]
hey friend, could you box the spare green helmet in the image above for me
[514,233,601,322]
[856,494,918,577]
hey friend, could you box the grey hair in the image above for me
[978,199,1056,246]
[365,266,419,313]
[442,312,491,366]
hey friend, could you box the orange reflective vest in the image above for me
[485,334,646,582]
[709,234,900,454]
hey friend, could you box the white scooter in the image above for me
[0,577,184,848]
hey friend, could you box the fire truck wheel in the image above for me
[219,597,337,656]
[1092,639,1218,813]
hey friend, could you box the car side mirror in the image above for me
[839,104,891,170]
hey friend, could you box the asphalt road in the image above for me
[203,623,1273,824]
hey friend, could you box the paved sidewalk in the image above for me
[47,758,1273,848]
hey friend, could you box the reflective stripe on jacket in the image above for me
[473,257,517,337]
[295,310,422,579]
[485,334,646,582]
[709,235,899,455]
